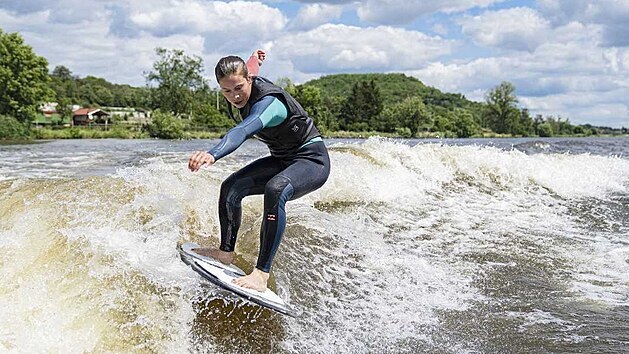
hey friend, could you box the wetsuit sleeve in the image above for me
[208,96,288,161]
[246,55,260,76]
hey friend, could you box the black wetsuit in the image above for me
[208,77,330,272]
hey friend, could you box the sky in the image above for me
[1,0,628,128]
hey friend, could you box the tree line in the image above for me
[1,28,626,140]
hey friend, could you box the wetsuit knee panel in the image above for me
[264,176,294,210]
[264,176,292,197]
[220,176,252,207]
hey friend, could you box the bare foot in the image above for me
[233,268,269,292]
[192,247,233,265]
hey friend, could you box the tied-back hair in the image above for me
[215,56,248,81]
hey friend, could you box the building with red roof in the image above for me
[72,108,110,126]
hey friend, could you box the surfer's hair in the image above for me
[215,56,248,82]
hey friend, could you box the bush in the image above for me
[537,123,554,137]
[147,110,185,139]
[107,125,133,139]
[31,126,147,139]
[394,127,412,138]
[0,115,31,140]
[452,110,477,138]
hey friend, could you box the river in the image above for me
[1,137,628,353]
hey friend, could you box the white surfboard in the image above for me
[178,242,298,317]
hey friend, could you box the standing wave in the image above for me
[1,137,628,353]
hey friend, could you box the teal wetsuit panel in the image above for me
[208,96,287,160]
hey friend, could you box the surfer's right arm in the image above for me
[187,95,288,172]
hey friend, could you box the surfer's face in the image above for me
[219,74,252,109]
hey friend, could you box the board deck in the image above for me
[178,242,298,317]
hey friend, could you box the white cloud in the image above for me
[269,24,456,73]
[431,23,449,36]
[0,0,113,24]
[116,1,286,52]
[293,0,353,4]
[356,0,505,24]
[537,0,629,47]
[0,1,286,87]
[408,38,629,126]
[289,3,343,31]
[0,7,207,86]
[2,0,628,127]
[458,7,551,52]
[521,91,629,127]
[126,1,285,35]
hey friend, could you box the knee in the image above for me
[220,176,235,197]
[265,176,293,202]
[220,175,245,206]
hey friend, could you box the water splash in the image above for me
[1,137,628,353]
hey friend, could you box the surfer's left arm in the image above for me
[247,50,265,77]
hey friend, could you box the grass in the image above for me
[31,127,149,139]
[5,125,624,142]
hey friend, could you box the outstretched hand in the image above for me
[188,151,215,172]
[252,49,266,66]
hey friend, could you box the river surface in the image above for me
[1,137,628,353]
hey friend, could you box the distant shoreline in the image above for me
[1,127,624,143]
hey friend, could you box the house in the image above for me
[72,108,110,126]
[101,106,151,124]
[34,102,63,126]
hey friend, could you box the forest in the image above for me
[2,28,626,140]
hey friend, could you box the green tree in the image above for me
[516,108,535,136]
[78,84,98,106]
[320,95,344,132]
[452,108,478,138]
[275,77,295,91]
[94,86,114,106]
[145,48,210,118]
[56,98,73,125]
[555,116,574,135]
[484,81,520,134]
[51,65,73,81]
[379,96,430,137]
[50,65,78,103]
[572,125,587,135]
[0,29,54,122]
[0,115,30,139]
[340,80,383,131]
[147,109,185,139]
[190,89,232,130]
[538,122,554,137]
[533,114,544,136]
[291,85,323,124]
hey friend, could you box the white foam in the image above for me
[1,138,628,352]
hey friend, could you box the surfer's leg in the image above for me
[256,142,331,272]
[234,143,329,291]
[219,156,283,250]
[195,156,282,263]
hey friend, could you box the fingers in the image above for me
[188,151,214,172]
[188,151,200,171]
[256,49,266,65]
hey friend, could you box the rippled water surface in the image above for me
[1,137,628,353]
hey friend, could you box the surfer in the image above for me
[187,50,330,292]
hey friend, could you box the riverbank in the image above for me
[29,127,224,140]
[5,126,622,142]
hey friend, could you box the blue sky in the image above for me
[1,0,628,127]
